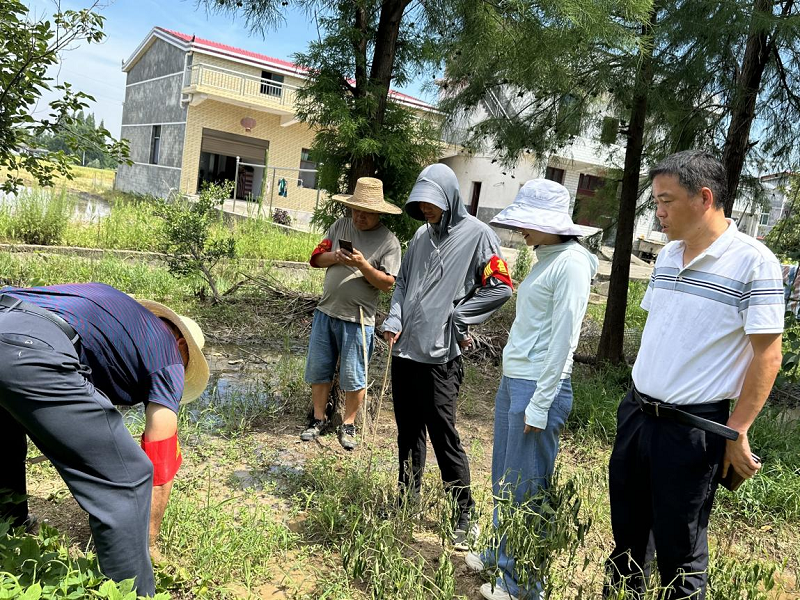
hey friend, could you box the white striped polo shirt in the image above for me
[632,220,784,405]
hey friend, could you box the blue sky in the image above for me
[26,0,434,136]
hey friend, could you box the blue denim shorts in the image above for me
[304,309,374,391]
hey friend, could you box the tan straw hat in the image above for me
[332,177,403,214]
[137,299,210,405]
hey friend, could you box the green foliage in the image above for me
[154,182,238,303]
[0,253,197,310]
[486,471,591,599]
[706,549,779,600]
[297,454,460,599]
[764,185,800,264]
[511,244,532,282]
[0,188,73,245]
[199,0,448,244]
[157,486,295,596]
[0,521,169,599]
[624,280,649,331]
[32,112,120,170]
[0,0,129,193]
[63,194,163,251]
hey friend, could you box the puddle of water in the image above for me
[0,189,111,223]
[121,342,307,434]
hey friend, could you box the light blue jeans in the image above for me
[481,376,573,600]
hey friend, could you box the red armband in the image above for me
[141,433,183,486]
[482,255,513,289]
[310,238,333,266]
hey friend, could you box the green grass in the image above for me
[1,188,319,263]
[0,252,198,310]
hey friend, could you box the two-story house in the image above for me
[439,89,619,246]
[115,27,434,219]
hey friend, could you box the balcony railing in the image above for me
[184,63,300,110]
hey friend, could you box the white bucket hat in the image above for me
[490,179,584,236]
[137,299,210,405]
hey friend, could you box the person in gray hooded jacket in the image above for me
[382,163,513,548]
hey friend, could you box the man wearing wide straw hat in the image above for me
[0,282,210,597]
[301,177,402,450]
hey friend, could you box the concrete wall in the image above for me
[126,38,186,85]
[116,38,188,197]
[115,164,182,198]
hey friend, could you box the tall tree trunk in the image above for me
[597,13,657,365]
[370,0,409,127]
[346,0,410,192]
[721,0,774,217]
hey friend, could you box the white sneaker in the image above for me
[465,551,485,572]
[480,582,518,600]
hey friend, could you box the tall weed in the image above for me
[0,188,73,245]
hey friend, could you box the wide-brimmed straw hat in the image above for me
[490,178,584,236]
[137,299,210,405]
[332,177,403,215]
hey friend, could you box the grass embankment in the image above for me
[1,204,798,599]
[0,187,319,261]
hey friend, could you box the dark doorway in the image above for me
[469,181,482,216]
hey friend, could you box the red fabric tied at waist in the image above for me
[310,238,333,266]
[141,433,183,486]
[482,255,513,289]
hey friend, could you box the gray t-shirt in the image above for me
[317,217,402,326]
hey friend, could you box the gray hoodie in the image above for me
[382,164,512,364]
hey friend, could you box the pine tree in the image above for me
[198,0,454,241]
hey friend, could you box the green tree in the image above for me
[0,0,129,192]
[442,0,800,363]
[154,182,237,303]
[197,0,450,242]
[719,0,800,218]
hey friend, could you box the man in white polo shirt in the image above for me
[604,150,784,600]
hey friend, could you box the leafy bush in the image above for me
[154,182,237,303]
[0,520,169,599]
[271,208,292,226]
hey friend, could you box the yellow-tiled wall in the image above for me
[181,99,321,212]
[193,53,306,89]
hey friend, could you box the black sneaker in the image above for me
[339,423,358,451]
[300,418,326,441]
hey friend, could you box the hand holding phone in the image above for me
[720,453,761,492]
[339,239,353,253]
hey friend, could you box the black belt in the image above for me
[632,387,739,441]
[0,294,80,346]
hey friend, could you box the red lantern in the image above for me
[240,117,257,132]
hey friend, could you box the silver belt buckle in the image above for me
[654,403,659,417]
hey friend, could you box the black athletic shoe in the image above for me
[300,418,326,441]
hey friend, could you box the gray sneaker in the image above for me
[452,523,480,551]
[339,423,358,451]
[300,418,326,441]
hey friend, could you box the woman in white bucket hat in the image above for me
[466,179,599,600]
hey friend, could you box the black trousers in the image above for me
[0,309,155,597]
[391,355,474,522]
[605,390,728,600]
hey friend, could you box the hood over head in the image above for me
[404,164,468,231]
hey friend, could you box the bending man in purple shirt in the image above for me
[0,283,210,597]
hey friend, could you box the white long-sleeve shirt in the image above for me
[502,241,598,429]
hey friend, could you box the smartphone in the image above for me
[719,453,761,492]
[339,239,353,253]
